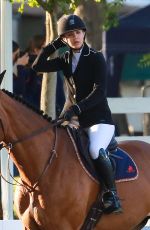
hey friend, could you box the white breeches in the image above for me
[87,124,115,160]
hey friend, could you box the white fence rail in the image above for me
[109,97,150,229]
[108,97,150,114]
[0,220,22,229]
[108,97,150,143]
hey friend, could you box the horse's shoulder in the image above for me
[119,140,150,147]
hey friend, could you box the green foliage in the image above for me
[138,54,150,68]
[103,0,125,30]
[28,0,39,7]
[9,0,39,13]
[9,0,125,28]
[9,0,81,13]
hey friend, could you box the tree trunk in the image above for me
[75,0,104,50]
[40,12,57,119]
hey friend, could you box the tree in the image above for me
[139,54,150,68]
[10,0,125,118]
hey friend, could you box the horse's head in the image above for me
[0,70,7,142]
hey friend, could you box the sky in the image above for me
[125,0,150,6]
[108,0,150,6]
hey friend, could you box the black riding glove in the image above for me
[52,37,67,50]
[63,105,81,121]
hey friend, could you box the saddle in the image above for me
[67,126,138,183]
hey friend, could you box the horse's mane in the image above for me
[2,89,52,123]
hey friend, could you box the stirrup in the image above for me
[102,191,123,214]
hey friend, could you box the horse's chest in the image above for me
[28,193,49,227]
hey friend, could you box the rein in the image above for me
[0,123,58,193]
[0,124,52,149]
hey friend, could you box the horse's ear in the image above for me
[0,70,6,86]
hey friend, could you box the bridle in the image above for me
[0,121,59,193]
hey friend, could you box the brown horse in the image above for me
[0,71,150,230]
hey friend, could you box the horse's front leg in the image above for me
[23,225,41,230]
[23,226,29,230]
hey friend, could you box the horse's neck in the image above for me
[2,96,54,184]
[11,125,76,186]
[1,93,94,191]
[10,119,54,185]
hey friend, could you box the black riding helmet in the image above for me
[57,14,86,37]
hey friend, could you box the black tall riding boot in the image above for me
[93,148,122,214]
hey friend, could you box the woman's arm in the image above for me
[32,37,66,73]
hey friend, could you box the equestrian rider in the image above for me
[32,14,122,214]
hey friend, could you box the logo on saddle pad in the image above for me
[127,165,135,173]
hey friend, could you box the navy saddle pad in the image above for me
[67,127,138,183]
[110,148,138,182]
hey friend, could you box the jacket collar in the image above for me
[82,42,91,56]
[69,42,90,57]
[65,43,91,77]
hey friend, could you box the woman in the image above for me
[32,14,122,214]
[13,41,29,98]
[25,35,45,109]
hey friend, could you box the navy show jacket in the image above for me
[32,42,113,128]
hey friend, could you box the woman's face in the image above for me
[63,29,85,49]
